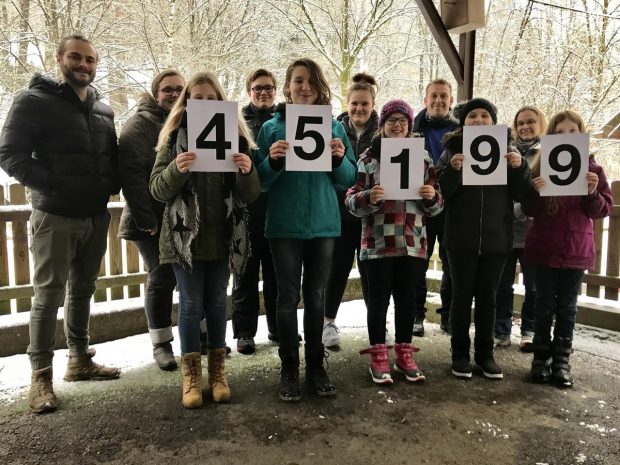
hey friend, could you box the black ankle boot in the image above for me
[278,347,301,402]
[530,336,552,383]
[551,337,573,388]
[305,344,336,397]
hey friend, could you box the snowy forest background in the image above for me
[1,0,619,179]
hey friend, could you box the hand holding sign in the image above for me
[175,151,197,173]
[187,100,239,172]
[540,133,588,196]
[286,104,332,171]
[463,125,508,185]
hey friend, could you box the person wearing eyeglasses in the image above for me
[119,69,185,371]
[346,99,442,385]
[232,69,279,355]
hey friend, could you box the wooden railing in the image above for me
[0,181,619,316]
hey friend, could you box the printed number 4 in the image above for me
[196,113,231,160]
[294,116,325,160]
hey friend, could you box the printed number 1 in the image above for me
[391,149,410,189]
[294,116,325,160]
[196,113,231,160]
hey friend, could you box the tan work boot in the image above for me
[63,348,121,382]
[207,348,231,403]
[28,367,58,414]
[181,352,203,408]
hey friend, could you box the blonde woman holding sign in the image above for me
[437,98,532,380]
[150,72,260,408]
[523,110,612,388]
[255,58,357,402]
[346,99,442,385]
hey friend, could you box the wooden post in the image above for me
[0,186,10,315]
[108,196,123,300]
[604,181,620,300]
[125,240,141,298]
[587,219,604,298]
[10,184,31,311]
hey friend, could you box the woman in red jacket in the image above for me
[523,110,612,388]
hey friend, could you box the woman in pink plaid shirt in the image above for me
[346,99,443,385]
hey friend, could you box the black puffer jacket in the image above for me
[118,98,168,240]
[0,74,119,217]
[436,128,532,255]
[336,111,378,222]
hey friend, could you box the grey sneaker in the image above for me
[153,342,177,371]
[322,322,341,348]
[236,337,256,355]
[494,336,511,347]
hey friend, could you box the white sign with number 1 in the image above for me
[380,138,425,200]
[187,99,239,172]
[285,104,332,172]
[540,133,589,197]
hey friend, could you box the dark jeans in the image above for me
[495,248,536,338]
[448,250,507,361]
[415,215,452,319]
[28,209,110,370]
[325,221,368,319]
[365,256,427,345]
[231,230,278,338]
[133,239,177,343]
[269,238,334,349]
[172,260,230,354]
[534,267,584,342]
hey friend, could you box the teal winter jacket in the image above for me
[255,105,357,239]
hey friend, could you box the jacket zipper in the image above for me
[478,186,483,255]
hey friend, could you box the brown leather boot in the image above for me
[28,367,57,414]
[63,348,121,381]
[181,352,203,408]
[207,348,231,403]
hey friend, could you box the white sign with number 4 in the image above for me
[285,104,332,172]
[463,125,508,185]
[187,99,239,172]
[540,133,589,197]
[380,138,425,200]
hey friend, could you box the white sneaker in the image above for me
[519,335,534,352]
[322,321,341,348]
[385,329,394,346]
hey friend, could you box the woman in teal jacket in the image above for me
[255,58,356,402]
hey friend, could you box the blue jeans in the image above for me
[534,267,584,341]
[172,260,230,354]
[269,238,335,349]
[495,248,536,338]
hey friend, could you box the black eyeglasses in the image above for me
[385,117,409,126]
[159,86,184,96]
[251,85,275,94]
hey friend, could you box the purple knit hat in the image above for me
[379,99,414,129]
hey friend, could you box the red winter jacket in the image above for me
[522,156,613,270]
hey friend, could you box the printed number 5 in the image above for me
[294,116,325,160]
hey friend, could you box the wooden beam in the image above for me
[458,31,476,101]
[415,0,464,83]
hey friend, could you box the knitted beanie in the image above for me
[459,98,498,125]
[379,99,414,129]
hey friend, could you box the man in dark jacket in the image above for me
[232,68,278,354]
[0,35,120,414]
[412,78,458,336]
[119,70,184,370]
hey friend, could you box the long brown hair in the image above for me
[530,109,587,216]
[283,58,331,105]
[156,71,256,151]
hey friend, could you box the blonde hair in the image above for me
[530,109,587,216]
[513,105,548,139]
[156,71,256,151]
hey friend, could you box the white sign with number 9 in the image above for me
[463,125,508,185]
[540,133,588,197]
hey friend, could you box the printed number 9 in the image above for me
[294,116,325,160]
[548,144,580,186]
[470,135,500,176]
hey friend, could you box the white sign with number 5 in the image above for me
[540,133,588,197]
[187,99,238,172]
[463,125,508,185]
[285,104,332,172]
[380,138,425,200]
